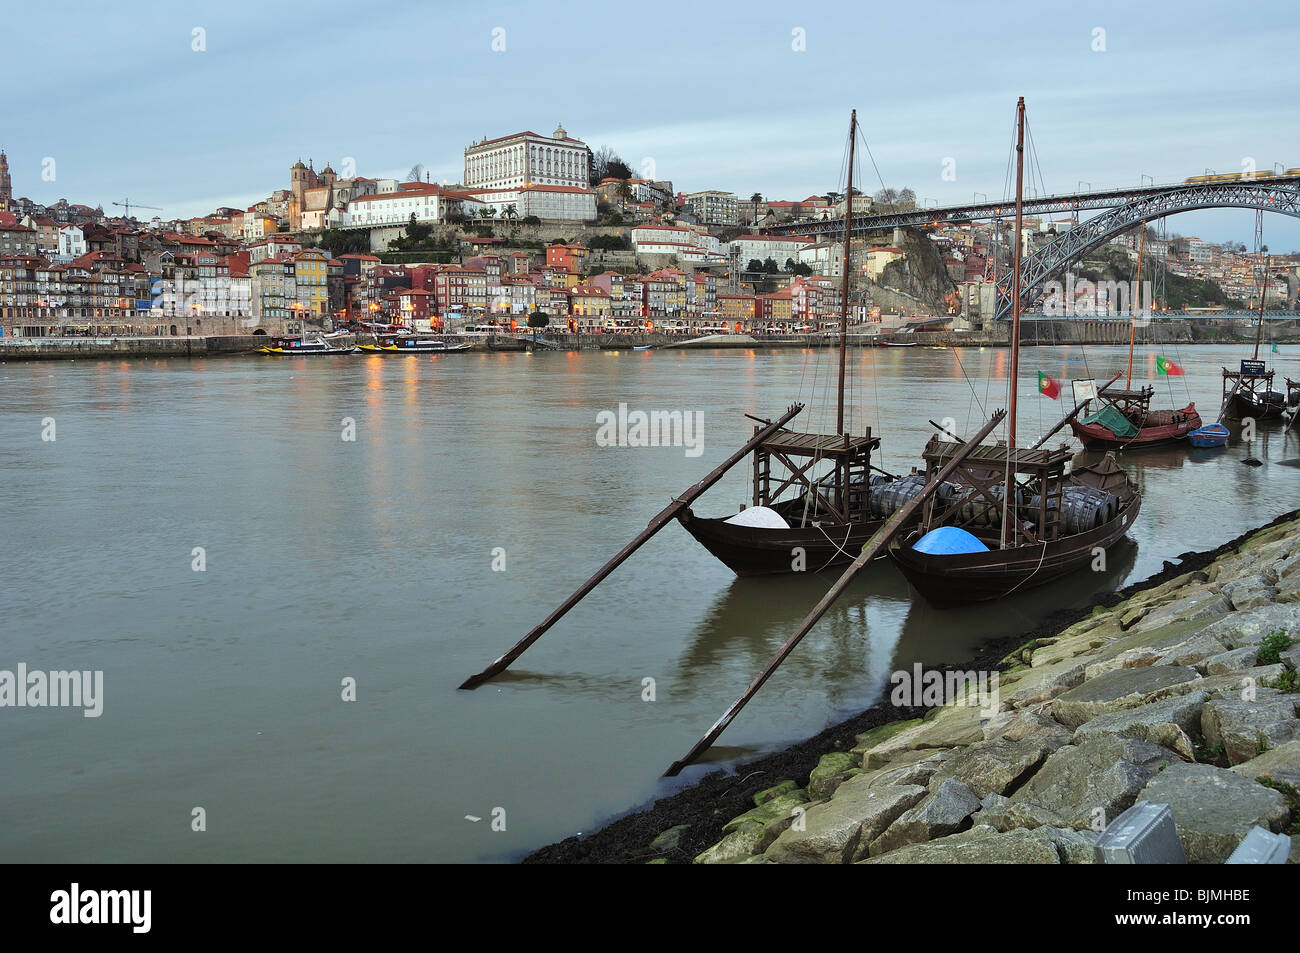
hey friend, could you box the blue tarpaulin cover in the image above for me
[913,526,989,555]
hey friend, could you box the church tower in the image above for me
[289,158,309,230]
[0,150,12,211]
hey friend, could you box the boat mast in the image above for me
[837,109,856,436]
[1008,97,1025,451]
[1254,252,1268,361]
[1126,227,1145,388]
[1001,97,1025,551]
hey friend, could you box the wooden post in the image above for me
[459,403,805,689]
[664,409,1008,777]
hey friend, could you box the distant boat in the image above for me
[357,336,470,354]
[632,344,654,351]
[1223,252,1285,420]
[255,336,353,355]
[1070,385,1201,449]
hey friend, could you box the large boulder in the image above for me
[1051,666,1202,729]
[1153,633,1230,667]
[981,705,1072,747]
[1129,589,1231,635]
[867,779,981,856]
[1138,762,1290,863]
[694,821,768,864]
[807,751,861,798]
[1228,739,1300,788]
[1199,604,1300,649]
[1199,647,1259,675]
[763,781,925,864]
[928,736,1054,800]
[1201,696,1300,765]
[1070,691,1209,761]
[860,824,1060,864]
[1006,735,1176,830]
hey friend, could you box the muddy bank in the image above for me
[523,507,1300,864]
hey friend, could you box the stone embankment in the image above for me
[690,515,1300,864]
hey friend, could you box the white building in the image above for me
[729,234,812,269]
[337,184,482,228]
[58,225,86,259]
[466,184,595,222]
[464,124,590,191]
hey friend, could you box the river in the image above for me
[0,342,1294,861]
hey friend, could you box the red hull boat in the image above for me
[1070,402,1201,449]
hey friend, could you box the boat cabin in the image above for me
[751,428,879,524]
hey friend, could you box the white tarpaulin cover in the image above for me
[723,506,791,529]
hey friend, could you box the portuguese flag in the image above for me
[1038,371,1060,399]
[1156,355,1184,376]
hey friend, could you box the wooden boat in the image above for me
[1223,251,1285,420]
[1188,423,1230,448]
[677,110,905,575]
[1069,231,1200,447]
[886,97,1142,607]
[1069,385,1200,449]
[888,447,1142,606]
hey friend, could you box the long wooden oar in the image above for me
[459,403,805,689]
[664,409,1007,777]
[1030,370,1122,450]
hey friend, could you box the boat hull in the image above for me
[887,496,1141,607]
[1229,391,1285,421]
[677,508,887,576]
[1070,404,1201,449]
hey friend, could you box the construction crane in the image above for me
[112,198,162,219]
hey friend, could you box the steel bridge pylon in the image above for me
[990,181,1300,323]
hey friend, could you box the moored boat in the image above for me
[886,96,1142,607]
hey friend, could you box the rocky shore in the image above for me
[526,509,1300,864]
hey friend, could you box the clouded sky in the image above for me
[4,0,1298,249]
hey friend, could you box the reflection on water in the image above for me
[0,344,1294,862]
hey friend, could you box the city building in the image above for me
[684,190,739,226]
[464,124,589,191]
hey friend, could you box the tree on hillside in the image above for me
[762,257,779,274]
[615,178,633,212]
[747,259,763,273]
[590,146,633,184]
[750,192,763,203]
[405,212,432,245]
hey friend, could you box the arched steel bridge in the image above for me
[765,174,1300,323]
[990,179,1300,321]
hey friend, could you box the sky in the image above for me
[3,0,1299,250]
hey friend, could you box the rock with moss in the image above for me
[860,824,1061,864]
[1051,665,1202,729]
[721,790,810,838]
[763,780,925,864]
[850,718,921,758]
[867,779,981,856]
[1070,691,1208,761]
[694,820,768,864]
[1200,696,1300,765]
[1006,734,1176,830]
[928,736,1054,799]
[807,751,861,798]
[752,780,799,806]
[1227,739,1300,788]
[1138,762,1290,863]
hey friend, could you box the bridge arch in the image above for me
[992,181,1300,321]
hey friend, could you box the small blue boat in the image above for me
[1188,423,1229,448]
